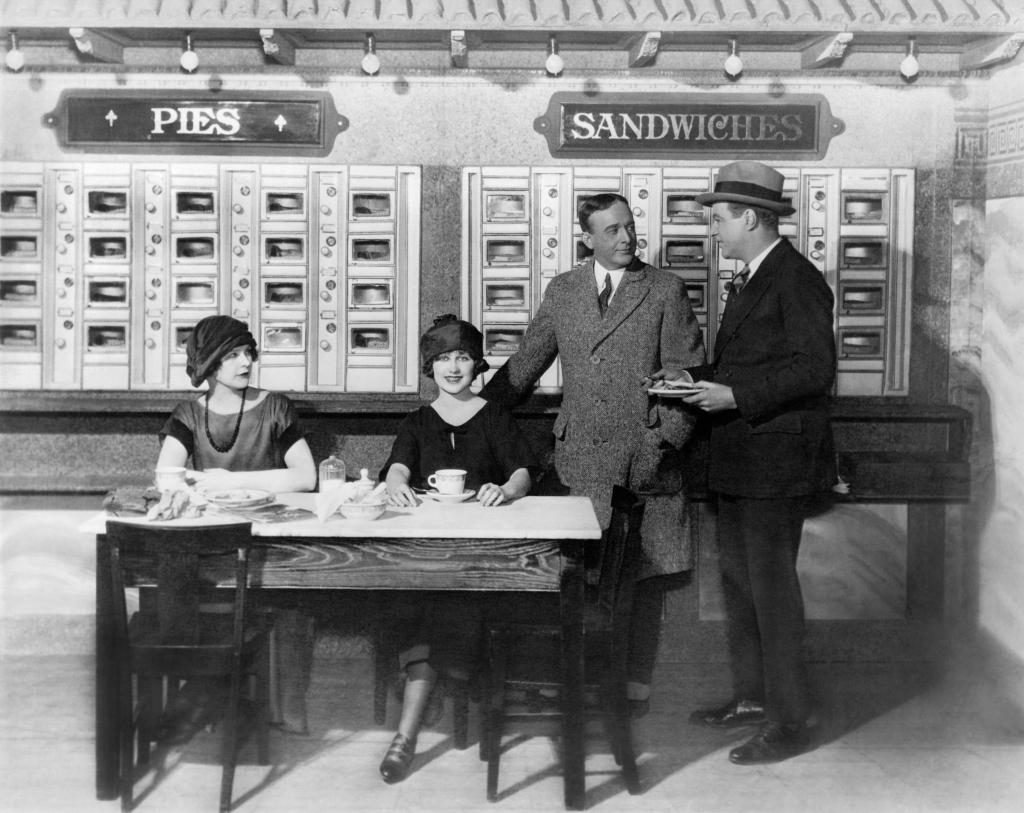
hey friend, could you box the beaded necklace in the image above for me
[205,386,247,454]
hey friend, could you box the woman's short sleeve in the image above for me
[485,402,540,479]
[159,402,197,458]
[267,393,304,454]
[380,410,422,480]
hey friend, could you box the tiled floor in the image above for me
[2,653,1023,813]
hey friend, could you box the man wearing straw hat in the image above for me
[668,161,837,764]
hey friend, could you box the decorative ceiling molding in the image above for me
[0,0,1021,31]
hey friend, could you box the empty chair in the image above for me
[105,520,271,812]
[481,486,646,801]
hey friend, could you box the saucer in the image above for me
[420,489,476,504]
[647,384,701,398]
[202,488,275,508]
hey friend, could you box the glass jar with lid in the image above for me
[318,455,347,494]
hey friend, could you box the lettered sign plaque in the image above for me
[44,90,347,156]
[534,92,845,160]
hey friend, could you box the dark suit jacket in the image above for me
[708,239,837,498]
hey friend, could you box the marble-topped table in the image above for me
[86,494,602,810]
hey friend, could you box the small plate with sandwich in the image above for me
[647,372,701,398]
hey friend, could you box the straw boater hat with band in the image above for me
[695,160,796,217]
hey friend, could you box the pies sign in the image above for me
[43,90,347,156]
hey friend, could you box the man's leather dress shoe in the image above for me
[689,699,766,729]
[729,721,810,765]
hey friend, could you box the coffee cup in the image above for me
[155,466,187,492]
[427,469,467,496]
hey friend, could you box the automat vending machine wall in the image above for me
[462,165,914,397]
[0,162,421,393]
[0,165,45,388]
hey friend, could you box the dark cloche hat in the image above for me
[185,315,258,388]
[419,314,489,373]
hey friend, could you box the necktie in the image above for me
[598,273,613,317]
[729,265,750,296]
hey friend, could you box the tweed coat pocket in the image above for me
[628,430,684,495]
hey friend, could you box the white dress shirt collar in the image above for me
[744,238,782,280]
[594,260,626,303]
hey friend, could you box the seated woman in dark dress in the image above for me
[377,314,538,783]
[154,315,317,741]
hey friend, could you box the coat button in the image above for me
[590,354,600,364]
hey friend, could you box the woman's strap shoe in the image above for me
[379,733,417,783]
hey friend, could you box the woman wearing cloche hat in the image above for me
[153,315,318,741]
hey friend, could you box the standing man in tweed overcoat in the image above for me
[482,192,706,711]
[675,161,837,765]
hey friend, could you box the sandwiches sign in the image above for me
[534,92,845,160]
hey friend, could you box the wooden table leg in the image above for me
[95,533,120,800]
[559,538,586,811]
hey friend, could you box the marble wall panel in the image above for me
[977,197,1024,665]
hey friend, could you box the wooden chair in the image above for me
[105,521,271,812]
[481,486,646,801]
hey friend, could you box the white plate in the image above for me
[647,384,701,398]
[202,488,275,508]
[420,489,476,503]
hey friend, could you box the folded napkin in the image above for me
[315,482,360,523]
[315,481,390,523]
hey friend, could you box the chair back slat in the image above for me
[230,545,251,673]
[104,521,254,649]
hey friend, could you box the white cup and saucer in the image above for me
[422,469,475,502]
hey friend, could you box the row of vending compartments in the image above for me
[0,231,400,267]
[475,187,897,229]
[469,316,890,363]
[476,232,898,273]
[0,275,399,311]
[0,319,402,357]
[0,327,891,390]
[0,359,409,394]
[661,274,893,318]
[0,187,400,224]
